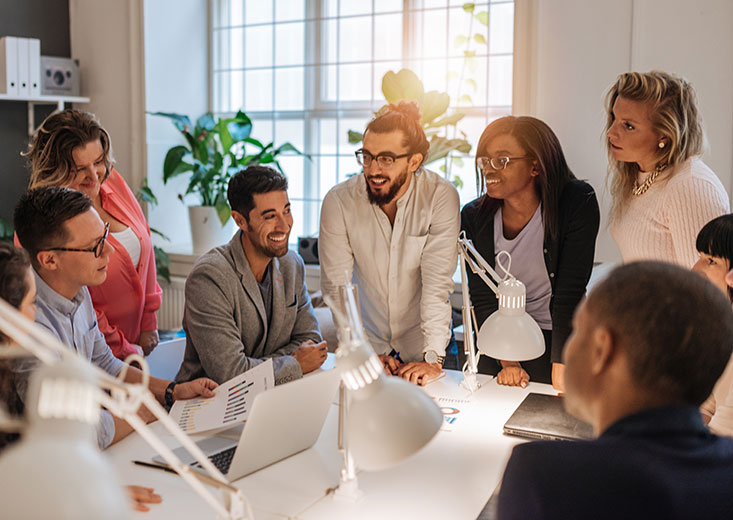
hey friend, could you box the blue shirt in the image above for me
[18,272,125,449]
[498,405,733,520]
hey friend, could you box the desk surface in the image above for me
[106,366,557,519]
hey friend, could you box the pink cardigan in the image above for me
[89,169,162,360]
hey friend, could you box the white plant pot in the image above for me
[188,206,235,254]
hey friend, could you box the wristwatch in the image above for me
[423,350,445,366]
[165,381,177,408]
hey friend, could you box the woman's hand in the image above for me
[125,485,162,512]
[497,361,530,388]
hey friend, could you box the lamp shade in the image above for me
[346,374,442,472]
[476,277,545,361]
[0,356,129,520]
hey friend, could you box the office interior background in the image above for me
[1,0,732,268]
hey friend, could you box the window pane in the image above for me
[289,199,305,241]
[214,30,231,70]
[275,67,305,110]
[340,0,371,17]
[418,58,448,95]
[280,155,305,198]
[275,22,304,66]
[318,119,338,155]
[246,25,273,68]
[448,7,475,59]
[318,155,338,198]
[339,16,372,63]
[373,61,402,103]
[324,0,338,18]
[228,27,244,69]
[490,2,514,55]
[488,55,512,106]
[250,118,274,146]
[373,13,402,61]
[246,0,272,25]
[374,0,402,13]
[245,69,273,111]
[275,0,304,22]
[339,63,371,101]
[423,0,447,7]
[339,118,366,150]
[216,70,243,112]
[229,0,244,27]
[422,10,448,58]
[338,155,360,183]
[323,64,338,101]
[274,119,304,151]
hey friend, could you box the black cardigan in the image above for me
[460,179,600,363]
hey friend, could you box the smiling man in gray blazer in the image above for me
[176,166,327,385]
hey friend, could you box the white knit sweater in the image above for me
[610,157,730,268]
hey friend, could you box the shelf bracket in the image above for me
[27,99,66,136]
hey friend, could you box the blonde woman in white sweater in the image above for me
[606,71,729,267]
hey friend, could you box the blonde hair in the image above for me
[604,71,704,218]
[23,109,114,190]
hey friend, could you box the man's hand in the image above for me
[378,354,403,375]
[173,378,218,401]
[138,330,160,356]
[125,485,162,512]
[292,340,328,374]
[497,362,530,388]
[551,362,565,392]
[396,361,442,386]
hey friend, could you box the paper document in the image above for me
[170,359,274,434]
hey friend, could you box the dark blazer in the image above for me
[460,179,600,363]
[176,232,322,385]
[498,406,733,520]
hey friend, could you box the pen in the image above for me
[388,348,404,364]
[133,460,177,474]
[133,460,239,492]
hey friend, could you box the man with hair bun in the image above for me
[320,101,460,385]
[498,261,733,519]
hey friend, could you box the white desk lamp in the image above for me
[0,298,251,520]
[457,231,545,392]
[326,281,442,500]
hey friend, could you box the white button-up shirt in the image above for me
[319,167,459,362]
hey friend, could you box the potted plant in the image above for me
[151,110,304,253]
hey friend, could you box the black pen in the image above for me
[133,459,238,492]
[133,459,177,474]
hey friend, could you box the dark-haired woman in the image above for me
[22,109,162,360]
[461,116,600,390]
[692,214,733,437]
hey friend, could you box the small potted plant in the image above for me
[151,110,304,253]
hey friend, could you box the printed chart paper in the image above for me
[170,359,274,434]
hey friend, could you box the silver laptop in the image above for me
[502,392,594,441]
[154,368,340,480]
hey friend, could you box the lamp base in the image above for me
[333,472,364,502]
[461,372,481,393]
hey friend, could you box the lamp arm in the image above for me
[457,233,505,295]
[0,298,252,520]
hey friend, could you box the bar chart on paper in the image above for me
[170,359,274,434]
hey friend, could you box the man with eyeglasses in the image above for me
[319,102,460,385]
[13,187,218,449]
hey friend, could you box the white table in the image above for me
[105,367,557,519]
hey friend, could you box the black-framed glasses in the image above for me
[47,222,110,258]
[355,149,411,169]
[477,156,531,171]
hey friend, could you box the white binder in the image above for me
[17,37,30,96]
[0,36,19,95]
[28,38,41,96]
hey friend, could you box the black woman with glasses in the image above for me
[20,109,162,361]
[12,186,217,450]
[461,116,600,390]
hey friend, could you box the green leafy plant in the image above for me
[150,110,306,225]
[348,68,472,188]
[0,217,13,243]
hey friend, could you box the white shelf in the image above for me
[0,93,90,135]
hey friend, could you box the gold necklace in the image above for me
[632,163,666,196]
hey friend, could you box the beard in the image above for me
[365,166,410,206]
[251,232,290,258]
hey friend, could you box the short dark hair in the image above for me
[696,214,733,302]
[227,165,288,220]
[14,187,93,267]
[585,261,733,406]
[364,101,429,166]
[0,243,31,309]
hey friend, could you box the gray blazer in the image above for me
[176,232,321,385]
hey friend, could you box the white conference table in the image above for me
[105,363,557,519]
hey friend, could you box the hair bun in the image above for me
[384,100,422,123]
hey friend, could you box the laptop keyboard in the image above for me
[193,446,236,475]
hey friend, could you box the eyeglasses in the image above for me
[355,149,411,170]
[47,222,110,258]
[477,156,531,171]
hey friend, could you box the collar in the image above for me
[33,269,85,317]
[601,405,710,440]
[227,230,278,279]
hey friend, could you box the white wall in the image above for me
[69,0,146,192]
[143,0,209,249]
[522,0,733,263]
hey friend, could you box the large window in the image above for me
[212,0,515,240]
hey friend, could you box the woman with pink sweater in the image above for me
[22,109,162,360]
[606,71,729,267]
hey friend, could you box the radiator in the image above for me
[157,276,186,331]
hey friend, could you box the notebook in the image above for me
[154,368,340,480]
[502,392,594,441]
